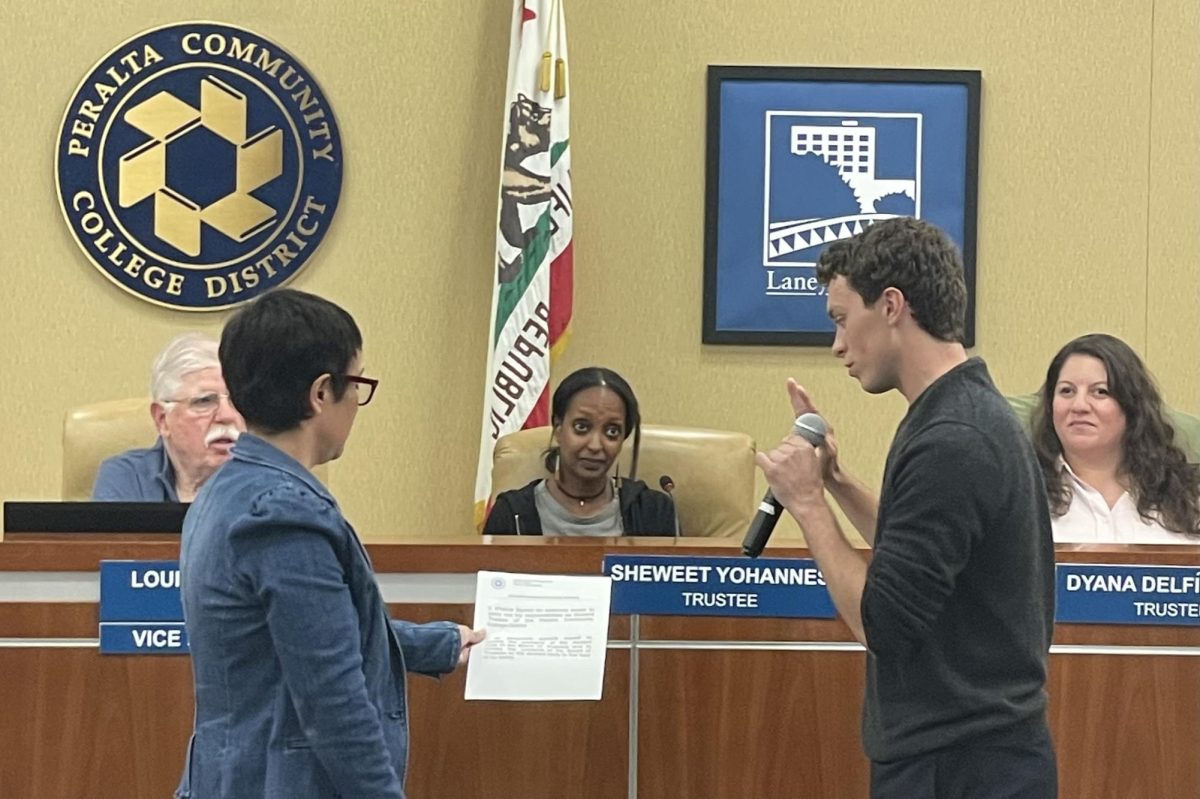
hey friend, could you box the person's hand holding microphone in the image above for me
[743,380,837,557]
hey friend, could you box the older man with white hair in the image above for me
[92,332,245,502]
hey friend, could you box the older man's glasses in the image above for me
[343,375,379,406]
[163,392,231,415]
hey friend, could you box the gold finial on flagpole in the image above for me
[553,0,567,98]
[539,0,556,93]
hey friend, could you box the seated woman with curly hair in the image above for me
[1032,333,1200,543]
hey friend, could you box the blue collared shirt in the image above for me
[176,433,459,799]
[91,438,179,501]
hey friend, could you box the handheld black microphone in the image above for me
[659,475,680,539]
[742,413,827,558]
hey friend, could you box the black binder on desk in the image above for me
[3,502,188,533]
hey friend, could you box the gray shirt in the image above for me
[533,480,624,537]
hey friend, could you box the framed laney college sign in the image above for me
[55,22,342,311]
[703,66,980,346]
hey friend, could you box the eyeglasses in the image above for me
[343,375,379,406]
[162,392,232,416]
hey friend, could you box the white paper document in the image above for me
[464,570,612,701]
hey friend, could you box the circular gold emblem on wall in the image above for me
[55,22,343,310]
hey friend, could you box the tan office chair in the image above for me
[489,423,757,537]
[63,398,158,500]
[62,397,328,500]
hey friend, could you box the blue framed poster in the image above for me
[703,66,981,346]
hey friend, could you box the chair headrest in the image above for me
[1007,393,1200,462]
[491,424,757,537]
[62,398,157,500]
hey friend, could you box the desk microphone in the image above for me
[742,413,827,558]
[659,475,680,539]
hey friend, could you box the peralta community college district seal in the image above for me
[55,22,343,310]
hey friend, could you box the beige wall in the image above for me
[2,0,1196,541]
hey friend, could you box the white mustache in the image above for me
[205,425,242,447]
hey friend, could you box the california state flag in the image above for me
[474,0,573,529]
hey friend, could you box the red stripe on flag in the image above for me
[524,242,573,430]
[548,241,574,344]
[525,385,550,429]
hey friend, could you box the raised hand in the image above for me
[787,380,841,484]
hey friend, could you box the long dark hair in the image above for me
[1032,333,1200,536]
[543,367,642,479]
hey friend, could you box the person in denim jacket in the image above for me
[176,289,485,799]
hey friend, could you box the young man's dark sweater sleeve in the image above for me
[861,422,1003,657]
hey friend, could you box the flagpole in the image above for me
[475,0,574,530]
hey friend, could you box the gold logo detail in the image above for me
[117,75,283,256]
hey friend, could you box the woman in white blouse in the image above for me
[1032,334,1200,544]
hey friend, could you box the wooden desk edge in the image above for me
[0,535,1196,571]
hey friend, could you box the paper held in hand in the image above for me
[464,570,613,701]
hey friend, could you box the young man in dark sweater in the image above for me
[757,218,1057,797]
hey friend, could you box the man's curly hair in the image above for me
[815,217,967,343]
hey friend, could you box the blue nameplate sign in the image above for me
[1056,564,1200,627]
[100,622,189,654]
[100,560,188,654]
[602,555,835,618]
